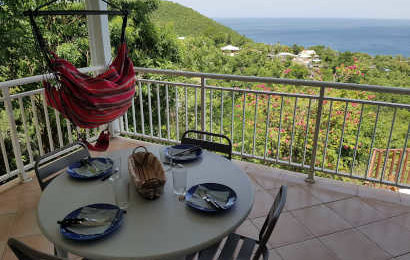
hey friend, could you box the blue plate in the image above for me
[164,144,202,163]
[67,157,113,180]
[60,203,124,241]
[185,183,237,213]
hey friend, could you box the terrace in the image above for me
[2,138,410,260]
[1,1,410,259]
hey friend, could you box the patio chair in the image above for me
[187,185,287,260]
[7,238,64,260]
[34,141,90,190]
[181,130,232,160]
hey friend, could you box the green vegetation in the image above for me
[0,0,408,185]
[151,1,249,45]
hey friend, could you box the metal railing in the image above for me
[0,66,409,188]
[120,67,410,187]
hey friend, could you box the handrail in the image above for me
[0,66,105,89]
[1,66,409,95]
[134,67,410,95]
[135,79,410,109]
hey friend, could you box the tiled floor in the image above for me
[2,137,410,260]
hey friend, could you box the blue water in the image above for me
[214,18,410,57]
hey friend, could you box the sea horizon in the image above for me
[213,17,410,21]
[214,17,410,57]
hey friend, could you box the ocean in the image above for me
[214,18,410,57]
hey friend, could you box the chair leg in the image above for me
[54,245,68,258]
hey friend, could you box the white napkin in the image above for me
[73,159,112,177]
[167,147,198,160]
[65,206,118,235]
[188,185,230,210]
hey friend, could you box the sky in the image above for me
[167,0,410,20]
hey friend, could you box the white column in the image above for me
[85,0,120,136]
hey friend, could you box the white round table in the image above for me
[37,145,254,260]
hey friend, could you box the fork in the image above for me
[197,189,223,210]
[202,195,223,210]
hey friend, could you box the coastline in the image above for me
[214,17,410,57]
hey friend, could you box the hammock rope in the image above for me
[82,130,110,152]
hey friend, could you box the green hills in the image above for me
[151,1,249,45]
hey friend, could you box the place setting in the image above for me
[159,144,238,213]
[67,157,114,180]
[185,183,237,213]
[162,144,203,164]
[58,203,125,241]
[57,155,129,241]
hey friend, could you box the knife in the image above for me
[101,168,119,181]
[57,217,111,227]
[204,193,226,210]
[170,146,201,157]
[196,189,224,210]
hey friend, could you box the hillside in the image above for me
[151,1,250,45]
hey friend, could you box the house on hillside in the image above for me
[299,49,316,57]
[221,45,240,56]
[267,52,297,61]
[293,49,321,68]
[311,57,321,68]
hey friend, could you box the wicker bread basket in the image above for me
[128,146,166,200]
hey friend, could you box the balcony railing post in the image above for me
[200,77,206,133]
[306,86,325,183]
[396,122,410,185]
[1,87,31,182]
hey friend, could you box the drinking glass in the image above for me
[172,164,187,196]
[109,157,129,210]
[160,149,171,172]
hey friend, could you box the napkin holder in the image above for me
[128,146,166,200]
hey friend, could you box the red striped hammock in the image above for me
[44,43,136,129]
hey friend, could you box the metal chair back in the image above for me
[253,185,287,260]
[181,130,232,160]
[34,141,90,190]
[7,238,64,260]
